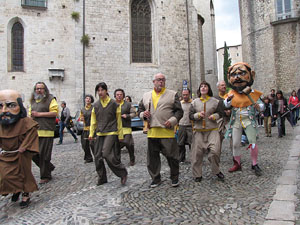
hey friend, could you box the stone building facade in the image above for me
[239,0,300,96]
[217,44,243,81]
[0,0,218,112]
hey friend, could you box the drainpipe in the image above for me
[82,0,86,105]
[185,0,192,96]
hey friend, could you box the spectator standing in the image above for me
[273,90,287,137]
[288,90,300,125]
[268,89,276,126]
[262,97,272,137]
[57,101,78,145]
[80,95,94,163]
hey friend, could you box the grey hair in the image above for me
[153,73,166,81]
[216,80,225,87]
[61,101,66,106]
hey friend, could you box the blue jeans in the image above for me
[59,121,77,143]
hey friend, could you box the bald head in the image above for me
[153,73,166,92]
[0,89,26,125]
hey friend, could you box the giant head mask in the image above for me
[0,90,27,125]
[227,62,255,93]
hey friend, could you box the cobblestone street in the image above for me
[0,124,299,224]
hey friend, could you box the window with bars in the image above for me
[131,0,152,63]
[21,0,47,8]
[12,22,24,71]
[276,0,292,20]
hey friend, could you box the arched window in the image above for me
[12,22,24,71]
[131,0,152,63]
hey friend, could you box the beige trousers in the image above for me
[191,130,221,178]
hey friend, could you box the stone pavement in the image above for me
[0,124,299,225]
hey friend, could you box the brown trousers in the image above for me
[191,130,221,178]
[120,134,135,163]
[147,138,180,183]
[264,116,272,135]
[81,130,94,161]
[32,137,54,179]
[93,135,127,182]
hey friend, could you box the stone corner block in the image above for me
[265,201,295,221]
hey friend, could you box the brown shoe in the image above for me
[121,175,127,185]
[39,179,50,184]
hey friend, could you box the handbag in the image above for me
[66,118,74,128]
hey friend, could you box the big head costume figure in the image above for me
[0,90,27,125]
[224,62,264,176]
[0,90,39,208]
[227,62,255,94]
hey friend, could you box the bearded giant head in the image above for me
[0,90,27,125]
[227,62,255,93]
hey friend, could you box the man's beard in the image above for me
[0,112,21,125]
[34,93,46,100]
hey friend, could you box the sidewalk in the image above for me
[264,125,300,225]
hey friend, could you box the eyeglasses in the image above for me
[35,88,45,90]
[155,78,166,82]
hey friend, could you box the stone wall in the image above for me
[239,0,300,96]
[0,0,218,113]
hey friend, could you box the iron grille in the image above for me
[12,22,24,71]
[21,0,47,8]
[131,0,152,63]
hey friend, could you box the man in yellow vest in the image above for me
[138,73,183,188]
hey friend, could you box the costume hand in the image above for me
[199,111,205,118]
[31,111,39,117]
[227,94,234,101]
[19,148,26,153]
[164,120,172,128]
[225,109,231,116]
[254,103,260,111]
[121,114,127,118]
[208,115,215,120]
[88,136,94,141]
[144,110,151,119]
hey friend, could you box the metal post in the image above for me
[185,0,192,96]
[82,0,86,105]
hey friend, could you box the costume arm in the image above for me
[168,93,183,126]
[224,98,232,108]
[189,102,200,121]
[138,99,146,120]
[129,104,137,119]
[65,108,71,123]
[116,105,124,140]
[19,125,39,153]
[89,108,97,138]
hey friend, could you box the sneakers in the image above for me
[171,179,179,187]
[74,139,78,143]
[252,164,262,176]
[150,180,162,188]
[56,142,62,145]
